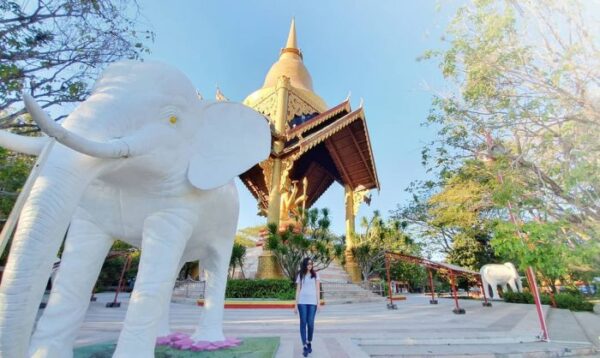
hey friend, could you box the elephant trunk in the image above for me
[0,148,97,357]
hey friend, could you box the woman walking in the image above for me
[294,257,321,357]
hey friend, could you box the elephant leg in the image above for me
[516,278,523,292]
[481,277,491,298]
[191,234,235,341]
[156,259,187,337]
[29,215,113,358]
[507,280,518,293]
[114,210,194,358]
[491,283,500,300]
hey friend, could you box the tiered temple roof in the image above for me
[240,19,379,211]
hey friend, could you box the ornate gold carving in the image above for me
[259,160,274,194]
[251,90,278,121]
[287,90,319,122]
[279,153,300,192]
[280,177,308,224]
[352,188,372,216]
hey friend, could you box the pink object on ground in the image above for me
[155,337,171,345]
[155,333,242,351]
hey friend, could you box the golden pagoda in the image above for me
[241,20,379,281]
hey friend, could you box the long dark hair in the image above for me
[299,257,316,282]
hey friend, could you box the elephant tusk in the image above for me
[0,130,49,156]
[23,93,130,158]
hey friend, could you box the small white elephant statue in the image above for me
[480,262,523,300]
[0,61,271,357]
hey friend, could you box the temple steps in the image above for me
[319,261,386,305]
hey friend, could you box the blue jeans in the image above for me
[297,304,317,345]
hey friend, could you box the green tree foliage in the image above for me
[96,241,139,291]
[0,0,153,128]
[421,0,600,238]
[235,225,264,247]
[394,161,497,270]
[0,147,35,264]
[427,161,498,270]
[493,220,575,293]
[398,0,599,286]
[352,211,424,285]
[266,208,344,282]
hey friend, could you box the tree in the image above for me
[228,242,247,279]
[492,220,573,293]
[352,211,424,284]
[0,0,153,128]
[402,0,599,283]
[419,0,600,241]
[394,161,497,270]
[266,208,343,282]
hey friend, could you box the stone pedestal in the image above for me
[255,251,284,279]
[343,251,362,283]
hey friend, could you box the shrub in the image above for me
[226,279,295,300]
[503,291,592,311]
[554,293,594,311]
[503,291,533,303]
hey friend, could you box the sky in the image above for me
[137,1,459,235]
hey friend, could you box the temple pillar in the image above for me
[256,76,290,279]
[344,185,361,283]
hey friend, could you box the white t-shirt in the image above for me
[296,272,320,305]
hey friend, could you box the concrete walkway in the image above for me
[73,293,600,357]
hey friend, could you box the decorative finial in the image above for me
[215,86,228,101]
[345,91,352,101]
[196,90,203,100]
[359,97,364,108]
[281,18,302,59]
[286,18,297,49]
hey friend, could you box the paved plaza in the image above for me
[69,293,600,357]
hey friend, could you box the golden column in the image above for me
[266,76,290,224]
[255,76,290,279]
[344,185,362,283]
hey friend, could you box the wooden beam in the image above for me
[349,126,377,187]
[325,139,354,188]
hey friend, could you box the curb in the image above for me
[196,299,325,309]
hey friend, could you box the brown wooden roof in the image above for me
[240,100,379,210]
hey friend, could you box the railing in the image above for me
[172,279,206,299]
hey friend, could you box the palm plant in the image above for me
[267,208,344,281]
[228,243,247,279]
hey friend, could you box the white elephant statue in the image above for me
[0,61,271,358]
[480,262,523,300]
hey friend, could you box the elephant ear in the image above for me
[188,102,271,190]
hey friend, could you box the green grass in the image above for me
[74,337,280,358]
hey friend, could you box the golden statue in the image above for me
[279,177,308,228]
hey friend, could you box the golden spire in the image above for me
[243,18,327,115]
[262,19,312,91]
[282,18,301,58]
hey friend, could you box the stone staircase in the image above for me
[319,261,386,305]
